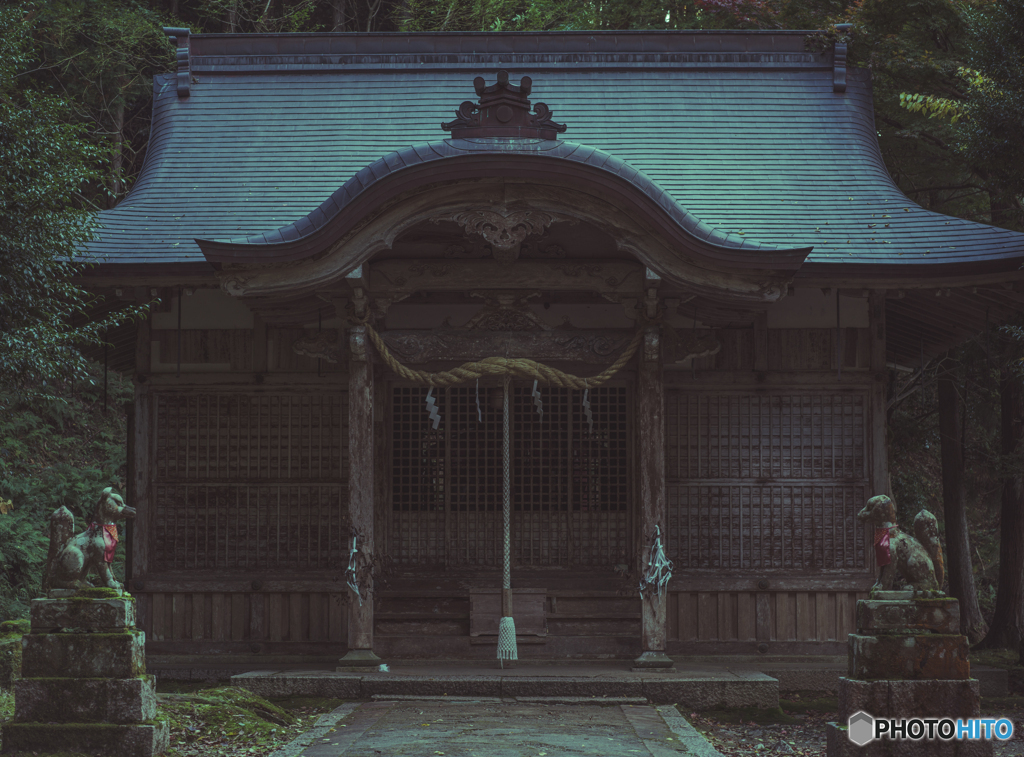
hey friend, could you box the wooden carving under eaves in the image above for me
[432,208,577,264]
[442,70,567,140]
[665,330,722,364]
[293,329,342,363]
[464,292,551,332]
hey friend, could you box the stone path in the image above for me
[271,700,722,757]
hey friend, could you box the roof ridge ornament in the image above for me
[442,70,567,140]
[162,27,191,98]
[833,23,852,94]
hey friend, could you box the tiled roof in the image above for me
[85,31,1024,278]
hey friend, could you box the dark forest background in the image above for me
[1,0,1023,655]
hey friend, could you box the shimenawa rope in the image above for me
[358,320,645,389]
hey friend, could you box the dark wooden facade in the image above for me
[84,30,1024,667]
[124,289,885,662]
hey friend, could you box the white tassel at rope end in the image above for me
[497,615,519,669]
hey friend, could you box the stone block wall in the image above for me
[1,592,168,757]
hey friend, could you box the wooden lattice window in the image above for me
[390,384,631,567]
[152,392,347,572]
[665,391,868,571]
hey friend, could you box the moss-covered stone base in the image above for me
[856,599,961,635]
[848,633,970,680]
[21,630,144,678]
[0,640,20,690]
[14,675,156,723]
[0,721,168,757]
[30,597,135,632]
[838,677,981,721]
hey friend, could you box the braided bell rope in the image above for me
[497,374,517,665]
[360,320,646,389]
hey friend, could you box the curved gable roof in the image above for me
[85,30,1024,280]
[195,137,812,275]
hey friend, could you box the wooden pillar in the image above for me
[868,291,888,497]
[868,291,888,588]
[635,324,673,668]
[338,323,381,666]
[131,315,152,629]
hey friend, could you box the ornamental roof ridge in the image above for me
[442,70,567,140]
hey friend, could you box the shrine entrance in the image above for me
[386,383,633,571]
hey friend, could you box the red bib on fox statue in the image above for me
[89,523,119,563]
[874,526,892,567]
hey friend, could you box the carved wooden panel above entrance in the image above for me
[380,329,635,365]
[430,208,577,264]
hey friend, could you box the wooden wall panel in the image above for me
[666,391,867,480]
[141,591,347,644]
[665,389,870,572]
[267,328,345,373]
[156,329,253,370]
[669,591,866,644]
[150,391,347,572]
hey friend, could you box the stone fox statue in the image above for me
[43,487,136,592]
[856,494,945,594]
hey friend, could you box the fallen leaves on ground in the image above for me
[684,697,836,757]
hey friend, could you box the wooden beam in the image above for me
[370,259,644,296]
[135,312,151,378]
[252,315,268,373]
[753,312,768,371]
[380,329,635,365]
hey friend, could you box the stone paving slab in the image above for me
[270,701,724,757]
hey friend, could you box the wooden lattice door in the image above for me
[389,384,631,568]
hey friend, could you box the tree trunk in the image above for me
[110,94,124,206]
[224,2,238,32]
[979,367,1024,649]
[938,377,988,643]
[332,0,348,31]
[989,192,1015,228]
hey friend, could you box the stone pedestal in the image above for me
[826,595,989,757]
[0,620,28,689]
[1,590,168,757]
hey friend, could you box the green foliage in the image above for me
[395,0,779,33]
[956,0,1024,224]
[888,321,1024,621]
[900,90,965,122]
[887,1,1024,228]
[27,0,173,203]
[0,5,147,398]
[0,362,132,622]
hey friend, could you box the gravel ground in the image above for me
[689,698,1024,757]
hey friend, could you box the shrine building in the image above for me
[82,28,1024,671]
